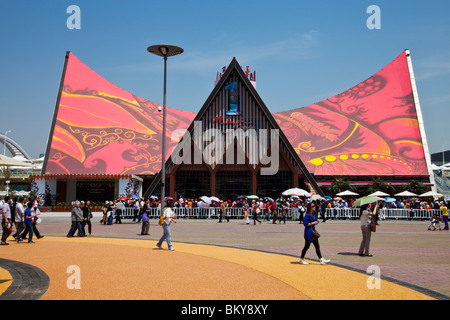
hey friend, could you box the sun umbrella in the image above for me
[394,190,417,197]
[247,195,259,200]
[368,191,390,197]
[336,190,359,196]
[419,191,443,198]
[130,194,140,199]
[281,188,311,197]
[201,196,212,204]
[119,196,130,201]
[384,197,396,203]
[323,196,332,200]
[236,195,247,200]
[209,196,221,202]
[352,196,385,208]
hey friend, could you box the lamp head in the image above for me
[147,44,184,58]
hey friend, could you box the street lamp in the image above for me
[5,180,9,197]
[3,130,11,155]
[147,44,183,216]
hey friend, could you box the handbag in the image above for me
[312,229,320,240]
[158,213,164,225]
[370,218,376,232]
[309,213,321,240]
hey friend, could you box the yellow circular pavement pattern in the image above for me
[0,236,434,300]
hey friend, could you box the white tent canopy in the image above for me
[395,190,418,197]
[419,191,443,198]
[282,188,311,197]
[368,191,390,197]
[0,154,33,167]
[336,190,359,196]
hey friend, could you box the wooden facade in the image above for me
[143,58,323,199]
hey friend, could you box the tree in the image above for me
[403,179,427,195]
[367,177,395,195]
[328,178,356,195]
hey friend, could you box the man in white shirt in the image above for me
[1,196,12,245]
[14,197,26,242]
[115,200,123,224]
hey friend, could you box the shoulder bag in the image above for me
[309,213,320,240]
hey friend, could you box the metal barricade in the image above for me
[325,208,360,219]
[120,206,442,221]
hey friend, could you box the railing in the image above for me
[118,207,442,221]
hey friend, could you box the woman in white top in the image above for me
[358,202,378,257]
[156,199,177,251]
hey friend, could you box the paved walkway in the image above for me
[1,212,449,300]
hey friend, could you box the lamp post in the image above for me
[147,44,183,216]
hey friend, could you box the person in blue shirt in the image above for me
[300,202,330,265]
[19,202,35,243]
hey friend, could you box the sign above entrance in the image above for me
[215,65,256,89]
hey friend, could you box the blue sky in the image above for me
[1,0,449,159]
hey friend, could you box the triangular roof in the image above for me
[143,57,324,198]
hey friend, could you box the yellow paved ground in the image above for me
[0,236,434,300]
[0,268,12,296]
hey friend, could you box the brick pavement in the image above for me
[12,213,450,299]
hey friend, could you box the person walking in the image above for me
[441,201,449,231]
[271,199,279,224]
[67,201,85,237]
[83,200,93,236]
[114,200,122,224]
[252,200,262,225]
[20,202,35,243]
[358,203,377,257]
[321,200,328,222]
[219,200,229,223]
[14,197,26,243]
[300,202,330,265]
[140,199,150,235]
[1,196,13,245]
[156,199,177,251]
[31,199,44,239]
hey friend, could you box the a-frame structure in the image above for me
[143,58,324,199]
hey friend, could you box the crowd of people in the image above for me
[66,195,450,230]
[0,196,44,245]
[3,193,448,265]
